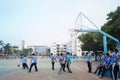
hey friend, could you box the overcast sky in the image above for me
[0,0,120,47]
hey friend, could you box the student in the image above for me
[109,48,117,80]
[113,49,119,80]
[28,54,38,72]
[50,53,56,70]
[63,53,67,72]
[94,51,105,74]
[99,53,112,78]
[66,52,72,73]
[118,52,120,79]
[58,53,65,74]
[21,55,29,69]
[87,51,92,73]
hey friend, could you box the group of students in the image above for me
[50,52,72,74]
[20,52,72,74]
[20,54,38,72]
[87,48,120,80]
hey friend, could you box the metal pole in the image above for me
[103,35,107,54]
[117,43,120,54]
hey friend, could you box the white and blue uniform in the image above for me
[87,53,92,62]
[22,57,27,64]
[50,55,56,70]
[87,53,92,73]
[21,56,29,69]
[31,56,37,63]
[29,55,38,72]
[58,56,65,74]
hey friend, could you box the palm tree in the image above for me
[0,40,4,53]
[12,46,19,55]
[4,43,12,54]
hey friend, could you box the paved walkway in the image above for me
[0,57,112,80]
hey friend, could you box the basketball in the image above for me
[17,64,20,67]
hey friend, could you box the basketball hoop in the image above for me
[68,28,79,37]
[68,28,79,33]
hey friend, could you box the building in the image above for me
[27,45,50,55]
[21,40,25,50]
[51,42,67,55]
[51,35,82,56]
[67,34,82,56]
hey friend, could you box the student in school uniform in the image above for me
[28,54,38,72]
[21,55,29,69]
[117,51,120,79]
[63,53,67,72]
[50,53,56,70]
[66,52,72,73]
[113,49,119,80]
[94,51,105,74]
[58,53,65,74]
[99,53,112,78]
[109,48,119,80]
[87,51,92,73]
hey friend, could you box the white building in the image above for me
[50,32,82,56]
[51,36,82,56]
[51,42,67,55]
[67,34,82,56]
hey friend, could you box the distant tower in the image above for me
[21,40,25,50]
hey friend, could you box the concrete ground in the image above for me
[0,57,112,80]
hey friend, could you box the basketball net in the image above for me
[68,28,79,38]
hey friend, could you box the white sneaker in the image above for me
[98,75,102,78]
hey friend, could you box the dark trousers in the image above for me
[29,63,38,72]
[59,64,64,73]
[66,62,71,72]
[87,61,92,73]
[22,63,29,69]
[101,66,112,77]
[94,64,102,74]
[63,61,66,71]
[97,65,105,75]
[51,62,55,70]
[113,65,119,80]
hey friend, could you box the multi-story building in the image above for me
[51,34,82,56]
[67,35,82,56]
[51,42,67,55]
[27,45,50,55]
[51,35,82,56]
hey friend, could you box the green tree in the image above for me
[4,43,12,54]
[101,6,120,48]
[12,46,19,55]
[78,32,102,51]
[0,40,4,53]
[21,48,33,55]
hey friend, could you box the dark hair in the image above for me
[60,53,63,56]
[106,53,110,57]
[32,54,35,55]
[66,52,70,55]
[51,53,53,55]
[109,48,114,51]
[99,51,103,54]
[88,50,90,52]
[24,55,26,57]
[114,49,118,52]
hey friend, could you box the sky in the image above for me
[0,0,120,48]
